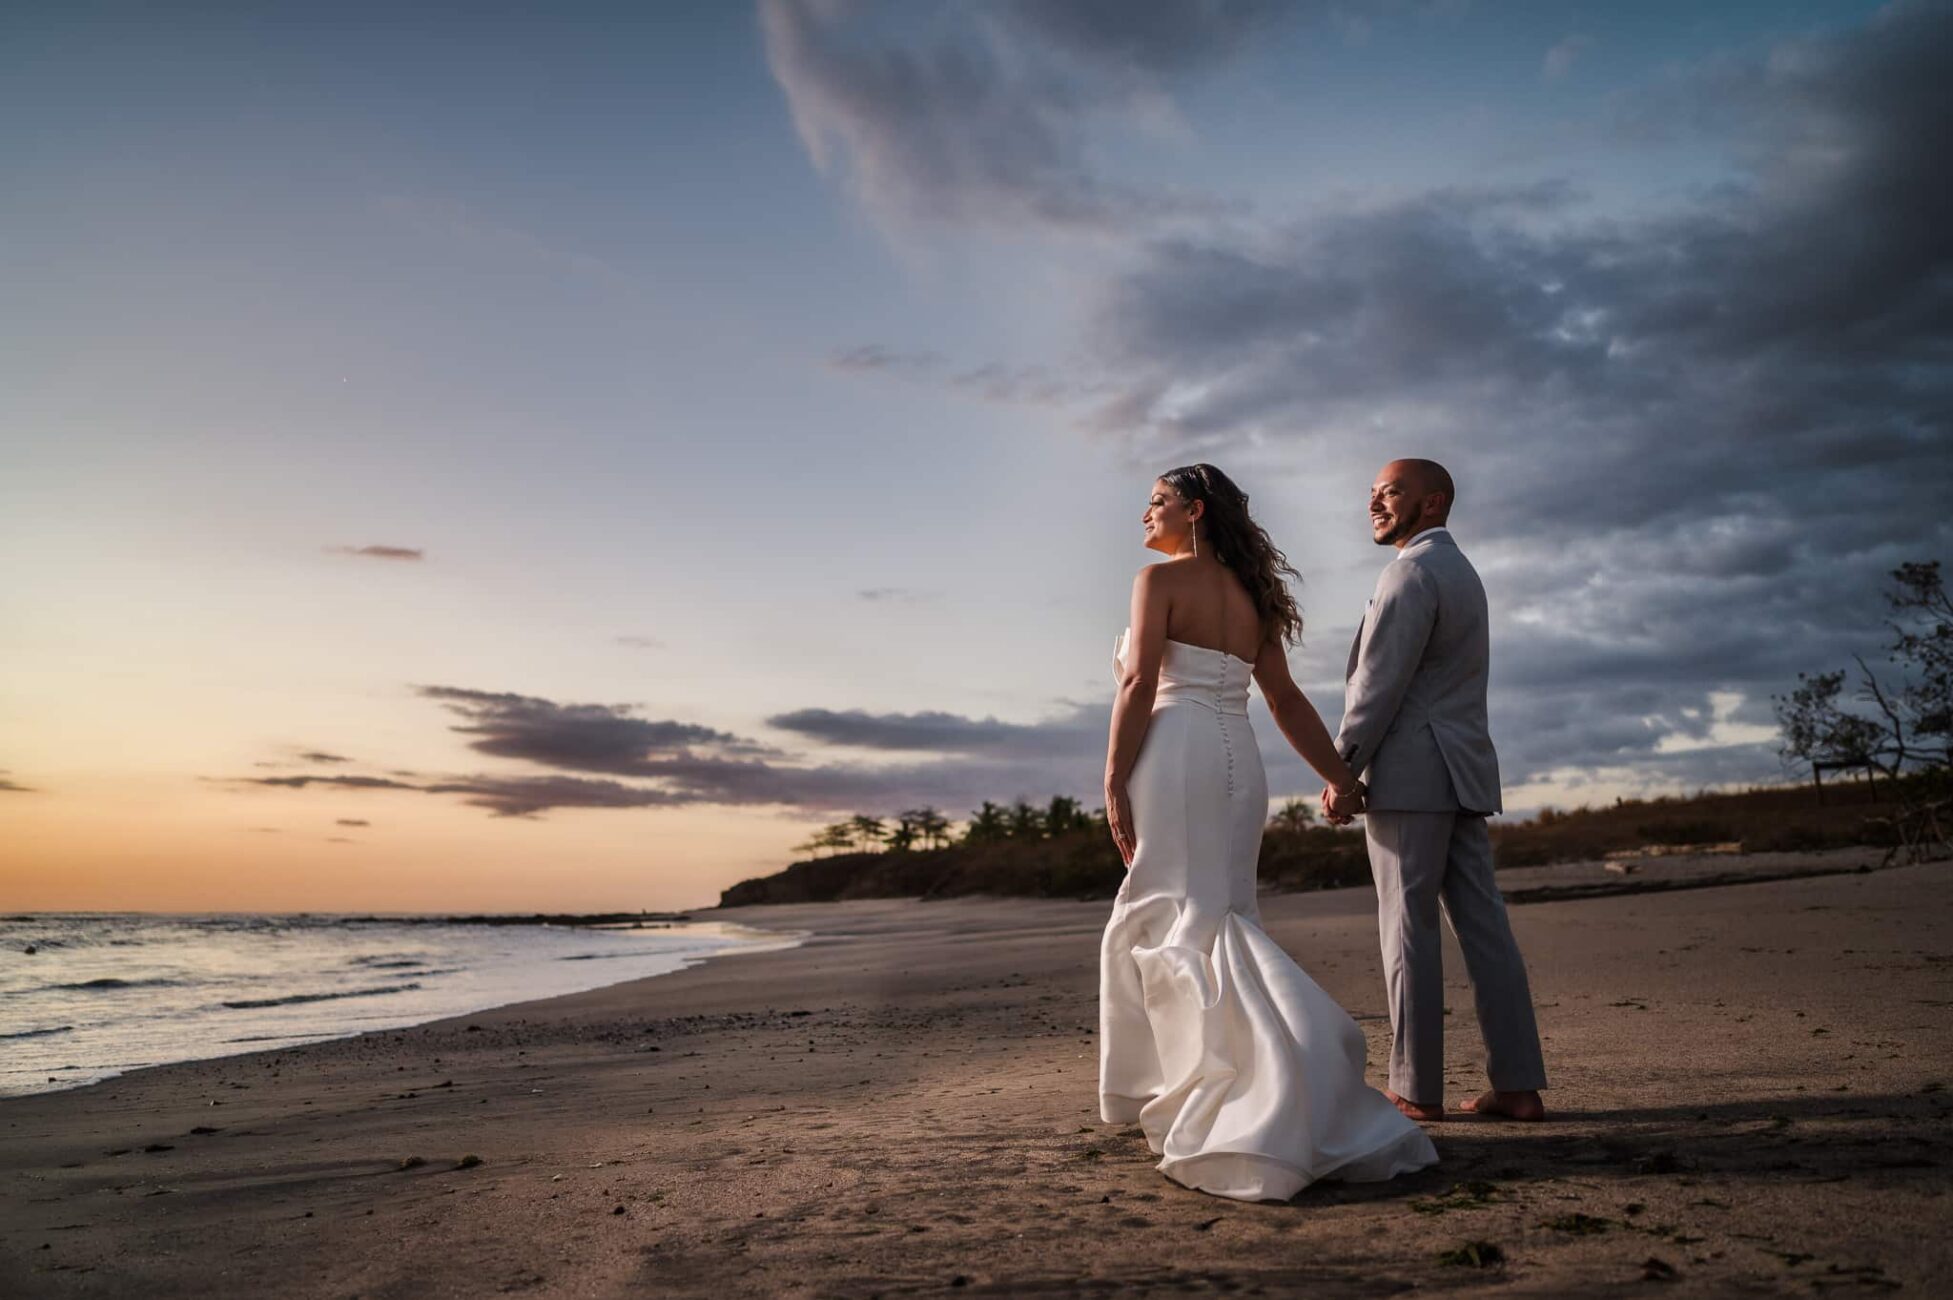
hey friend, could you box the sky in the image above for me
[3,0,1946,913]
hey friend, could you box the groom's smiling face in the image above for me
[1369,461,1448,548]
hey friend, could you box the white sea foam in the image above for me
[0,913,800,1095]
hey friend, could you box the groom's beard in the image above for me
[1374,500,1425,546]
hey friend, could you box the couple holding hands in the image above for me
[1098,458,1547,1203]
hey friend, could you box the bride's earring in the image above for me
[1191,523,1199,559]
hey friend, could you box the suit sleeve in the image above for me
[1336,561,1439,780]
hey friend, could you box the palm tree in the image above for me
[885,818,918,852]
[816,823,855,855]
[1270,797,1315,834]
[1007,799,1045,840]
[964,801,1008,844]
[912,807,951,848]
[848,813,887,853]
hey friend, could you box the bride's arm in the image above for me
[1252,637,1361,795]
[1104,566,1168,865]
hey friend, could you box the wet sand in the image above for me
[4,849,1949,1297]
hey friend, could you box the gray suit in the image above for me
[1337,528,1546,1102]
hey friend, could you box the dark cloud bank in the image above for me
[788,0,1953,798]
[231,687,1129,819]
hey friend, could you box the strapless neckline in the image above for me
[1116,626,1257,669]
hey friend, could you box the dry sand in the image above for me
[4,848,1949,1297]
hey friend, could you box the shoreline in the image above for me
[1,918,808,1101]
[0,848,1890,1104]
[4,853,1947,1296]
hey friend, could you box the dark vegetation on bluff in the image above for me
[717,777,1920,907]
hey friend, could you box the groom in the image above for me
[1322,459,1548,1123]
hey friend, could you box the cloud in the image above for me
[335,818,370,827]
[415,685,774,774]
[243,774,420,792]
[828,343,1110,407]
[856,587,935,603]
[327,545,424,561]
[759,0,1257,233]
[300,751,353,764]
[1052,3,1953,793]
[1542,34,1591,80]
[0,772,33,793]
[614,635,665,650]
[768,704,1102,757]
[830,344,944,377]
[225,682,1119,819]
[998,0,1295,77]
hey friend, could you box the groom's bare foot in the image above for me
[1459,1089,1545,1122]
[1384,1088,1445,1122]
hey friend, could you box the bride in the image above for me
[1099,463,1438,1202]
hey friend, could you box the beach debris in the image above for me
[1641,1256,1679,1282]
[1541,1213,1612,1235]
[1437,1240,1505,1268]
[1410,1181,1505,1215]
[1193,1216,1223,1231]
[456,1154,483,1169]
[142,1144,174,1153]
[399,1156,427,1170]
[612,1204,627,1215]
[188,1126,222,1136]
[1604,842,1742,860]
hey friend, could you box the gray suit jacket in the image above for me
[1336,530,1502,814]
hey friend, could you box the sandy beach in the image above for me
[4,849,1949,1297]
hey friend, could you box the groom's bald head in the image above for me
[1390,459,1454,516]
[1370,459,1456,548]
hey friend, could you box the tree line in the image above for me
[794,795,1322,858]
[1774,558,1949,861]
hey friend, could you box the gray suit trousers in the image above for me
[1365,810,1547,1102]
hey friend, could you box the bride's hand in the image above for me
[1106,784,1136,866]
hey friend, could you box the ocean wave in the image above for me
[51,977,181,991]
[224,1032,342,1044]
[222,982,422,1010]
[0,1024,75,1040]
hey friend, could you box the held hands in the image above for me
[1320,779,1368,826]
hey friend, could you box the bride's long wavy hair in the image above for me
[1160,463,1306,646]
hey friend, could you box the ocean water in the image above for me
[0,913,802,1096]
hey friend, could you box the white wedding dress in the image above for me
[1099,629,1439,1201]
